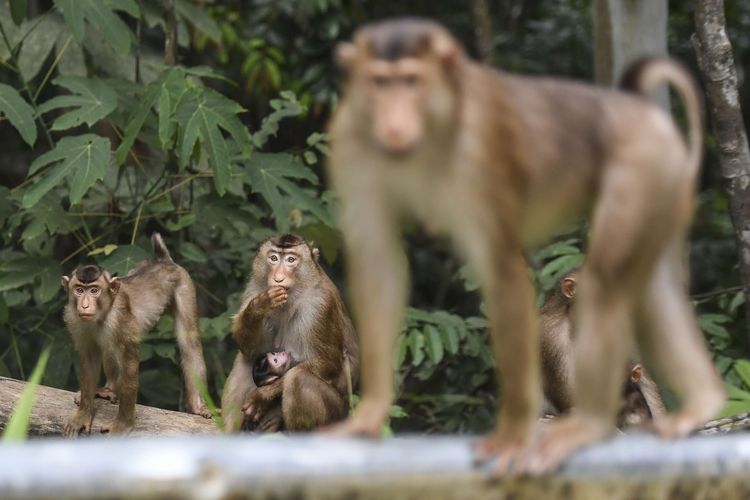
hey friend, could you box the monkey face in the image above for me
[265,249,301,289]
[252,351,294,387]
[62,265,120,322]
[267,351,290,370]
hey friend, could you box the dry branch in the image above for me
[0,377,217,436]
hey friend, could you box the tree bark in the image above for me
[0,377,217,436]
[694,0,750,353]
[470,0,495,65]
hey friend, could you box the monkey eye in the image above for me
[285,256,296,264]
[402,74,420,87]
[75,287,85,295]
[371,75,389,88]
[89,287,100,295]
[270,254,279,263]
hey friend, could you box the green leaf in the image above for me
[0,256,57,292]
[18,15,63,81]
[175,88,251,195]
[154,344,177,363]
[115,79,162,165]
[243,152,330,228]
[54,0,139,55]
[42,334,74,388]
[179,242,207,263]
[735,360,750,390]
[175,0,220,42]
[252,93,304,149]
[23,134,111,207]
[20,195,70,240]
[424,324,444,364]
[407,328,425,366]
[698,313,732,339]
[97,244,149,275]
[38,77,118,130]
[165,214,196,231]
[10,0,27,25]
[34,260,63,304]
[394,332,408,369]
[0,83,37,146]
[0,295,8,325]
[439,323,460,355]
[3,346,50,441]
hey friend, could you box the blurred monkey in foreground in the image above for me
[539,270,666,428]
[327,18,724,474]
[62,233,210,436]
[221,234,359,433]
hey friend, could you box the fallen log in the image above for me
[0,377,217,436]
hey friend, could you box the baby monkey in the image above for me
[253,351,297,387]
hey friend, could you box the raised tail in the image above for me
[620,57,703,178]
[151,232,174,262]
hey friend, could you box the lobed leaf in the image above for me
[0,83,36,146]
[38,77,118,130]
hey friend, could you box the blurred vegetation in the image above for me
[0,0,749,435]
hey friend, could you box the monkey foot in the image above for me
[190,404,213,419]
[73,387,118,406]
[322,401,388,438]
[472,430,533,476]
[515,415,613,476]
[654,393,725,439]
[100,420,135,435]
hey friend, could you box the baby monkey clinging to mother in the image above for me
[327,18,725,474]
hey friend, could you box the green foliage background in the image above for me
[0,0,749,433]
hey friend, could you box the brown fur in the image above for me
[221,234,359,432]
[327,18,724,474]
[61,233,210,436]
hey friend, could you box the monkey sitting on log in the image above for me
[221,234,359,433]
[326,18,725,474]
[61,233,211,437]
[539,270,666,428]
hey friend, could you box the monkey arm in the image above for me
[232,295,270,357]
[242,378,283,423]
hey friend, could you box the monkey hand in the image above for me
[322,398,389,438]
[252,286,288,313]
[242,388,274,424]
[63,409,94,438]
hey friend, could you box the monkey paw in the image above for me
[189,403,213,419]
[100,420,134,435]
[73,387,118,406]
[62,411,94,438]
[515,415,613,475]
[322,400,388,437]
[472,429,532,476]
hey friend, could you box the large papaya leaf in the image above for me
[54,0,139,55]
[0,83,36,146]
[98,244,150,275]
[38,76,117,130]
[18,15,64,81]
[252,91,305,149]
[22,134,111,208]
[242,153,331,229]
[175,0,220,43]
[175,87,252,195]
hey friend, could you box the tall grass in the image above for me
[3,347,51,441]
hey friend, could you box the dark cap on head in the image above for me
[361,18,443,61]
[272,234,306,249]
[75,265,103,284]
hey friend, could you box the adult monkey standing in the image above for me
[221,234,359,433]
[327,19,725,474]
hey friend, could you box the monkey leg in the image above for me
[64,346,102,438]
[101,342,138,435]
[221,353,256,433]
[636,245,726,437]
[282,367,347,431]
[244,404,284,433]
[173,272,211,418]
[472,251,540,475]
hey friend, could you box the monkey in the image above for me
[326,18,725,474]
[539,270,666,428]
[253,351,297,387]
[61,233,211,437]
[220,234,359,433]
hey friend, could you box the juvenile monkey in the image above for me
[327,19,724,474]
[221,234,359,433]
[539,270,666,427]
[253,351,297,387]
[62,233,211,437]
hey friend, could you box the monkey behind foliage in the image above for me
[328,18,724,474]
[62,233,210,436]
[539,270,666,428]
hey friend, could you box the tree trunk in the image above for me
[0,377,217,436]
[693,0,750,353]
[470,0,494,66]
[593,0,669,109]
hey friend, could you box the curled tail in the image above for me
[620,57,703,179]
[151,232,174,262]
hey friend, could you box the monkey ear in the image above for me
[312,247,320,261]
[432,33,461,68]
[109,277,122,295]
[61,276,70,291]
[335,42,357,70]
[630,364,643,383]
[561,277,576,299]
